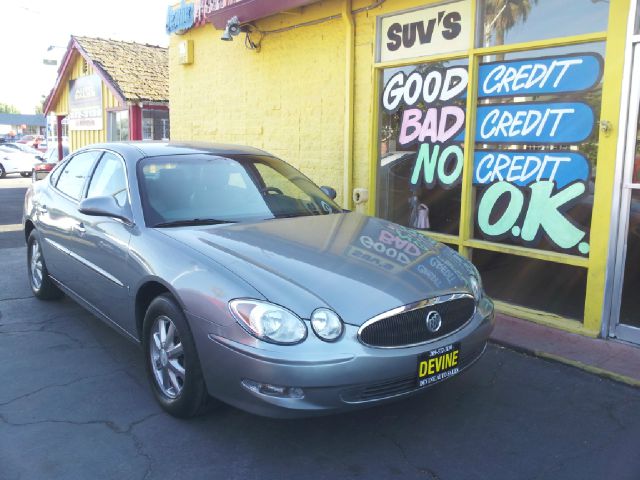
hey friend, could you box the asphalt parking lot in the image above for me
[1,176,640,480]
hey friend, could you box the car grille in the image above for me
[341,375,416,403]
[358,294,475,348]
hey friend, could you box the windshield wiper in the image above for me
[153,218,236,228]
[270,212,312,219]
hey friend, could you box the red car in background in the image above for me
[18,135,47,152]
[32,144,69,181]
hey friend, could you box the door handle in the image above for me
[74,222,86,234]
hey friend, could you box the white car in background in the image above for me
[2,142,44,157]
[0,145,44,178]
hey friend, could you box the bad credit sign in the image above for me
[378,0,471,63]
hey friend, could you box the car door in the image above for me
[69,150,136,333]
[37,150,102,291]
[0,147,19,173]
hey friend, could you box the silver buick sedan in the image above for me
[23,142,494,418]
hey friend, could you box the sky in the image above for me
[0,0,170,114]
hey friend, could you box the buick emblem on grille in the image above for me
[425,311,442,333]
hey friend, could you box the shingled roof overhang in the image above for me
[44,36,168,115]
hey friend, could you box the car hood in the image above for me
[157,213,477,325]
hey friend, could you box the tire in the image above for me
[27,230,63,300]
[0,164,6,178]
[143,294,211,418]
[20,172,32,177]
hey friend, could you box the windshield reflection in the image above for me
[138,154,342,227]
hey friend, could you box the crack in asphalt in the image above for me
[0,371,123,407]
[0,410,162,480]
[380,433,441,479]
[127,414,162,480]
[0,311,80,328]
[0,328,88,348]
[0,295,34,303]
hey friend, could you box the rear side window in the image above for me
[48,161,65,185]
[86,152,128,207]
[54,151,100,200]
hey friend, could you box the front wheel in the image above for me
[20,172,32,177]
[27,230,63,300]
[143,294,211,418]
[0,164,6,178]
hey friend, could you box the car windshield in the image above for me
[138,154,342,226]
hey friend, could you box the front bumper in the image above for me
[189,297,494,418]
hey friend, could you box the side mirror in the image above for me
[320,186,337,200]
[78,195,134,225]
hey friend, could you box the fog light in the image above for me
[241,379,304,399]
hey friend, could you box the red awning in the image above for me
[206,0,321,29]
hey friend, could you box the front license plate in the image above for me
[417,343,461,387]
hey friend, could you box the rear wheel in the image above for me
[27,230,63,300]
[143,294,211,418]
[0,164,6,178]
[20,172,31,177]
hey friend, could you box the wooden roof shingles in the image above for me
[74,36,169,103]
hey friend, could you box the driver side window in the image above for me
[254,163,310,201]
[86,152,128,207]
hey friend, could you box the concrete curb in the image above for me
[489,314,640,389]
[490,339,640,388]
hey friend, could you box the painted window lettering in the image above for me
[378,51,602,255]
[399,106,465,145]
[478,54,603,98]
[476,181,590,254]
[381,65,468,193]
[410,143,463,188]
[382,67,468,112]
[469,52,603,256]
[474,102,595,144]
[473,152,590,188]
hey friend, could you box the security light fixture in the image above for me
[221,16,242,41]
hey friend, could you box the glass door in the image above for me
[611,43,640,343]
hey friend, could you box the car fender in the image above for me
[128,230,265,329]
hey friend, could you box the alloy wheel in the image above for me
[30,239,43,290]
[149,315,185,399]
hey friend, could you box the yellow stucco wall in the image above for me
[169,0,414,205]
[49,51,123,152]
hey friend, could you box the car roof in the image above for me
[82,141,273,159]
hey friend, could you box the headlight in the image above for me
[310,308,343,341]
[469,275,482,301]
[229,299,307,345]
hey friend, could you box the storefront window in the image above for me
[142,109,170,140]
[472,42,605,257]
[480,0,609,48]
[107,110,129,142]
[473,250,587,319]
[376,60,468,235]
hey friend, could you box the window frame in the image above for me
[51,150,103,203]
[84,149,132,209]
[107,109,130,142]
[368,0,621,334]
